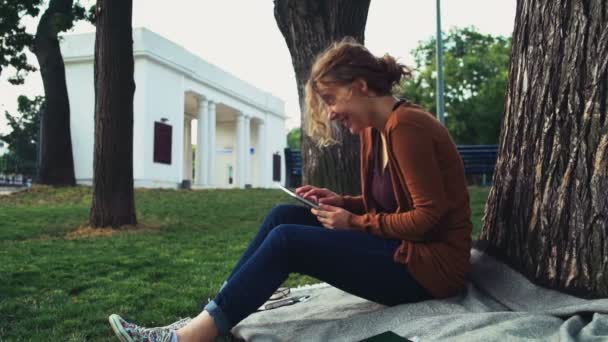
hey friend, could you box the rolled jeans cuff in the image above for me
[203,300,231,335]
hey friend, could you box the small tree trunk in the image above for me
[480,0,608,298]
[89,0,137,228]
[32,0,76,186]
[274,0,370,195]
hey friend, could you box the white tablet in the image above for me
[276,183,320,209]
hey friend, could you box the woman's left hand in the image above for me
[311,204,353,229]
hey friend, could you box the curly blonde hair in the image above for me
[304,37,412,146]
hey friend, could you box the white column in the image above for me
[196,99,208,186]
[236,112,246,188]
[207,101,216,187]
[257,120,267,187]
[187,119,193,181]
[183,119,192,180]
[183,119,188,180]
[244,115,251,187]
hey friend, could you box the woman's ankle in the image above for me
[176,311,219,342]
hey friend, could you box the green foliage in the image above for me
[43,1,88,33]
[400,27,511,144]
[0,186,489,340]
[0,0,92,85]
[0,0,42,84]
[0,95,44,175]
[287,127,301,150]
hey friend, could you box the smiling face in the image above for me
[315,79,372,135]
[303,38,410,146]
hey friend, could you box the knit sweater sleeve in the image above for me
[341,195,366,215]
[348,121,448,240]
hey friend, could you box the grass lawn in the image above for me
[0,185,490,341]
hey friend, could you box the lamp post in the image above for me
[436,0,446,125]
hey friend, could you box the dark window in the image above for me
[273,153,281,182]
[154,122,172,164]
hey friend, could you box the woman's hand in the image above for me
[311,204,353,229]
[295,185,344,207]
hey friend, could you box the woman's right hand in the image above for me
[295,185,344,208]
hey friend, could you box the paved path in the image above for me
[0,187,27,196]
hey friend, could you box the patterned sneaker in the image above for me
[109,314,190,342]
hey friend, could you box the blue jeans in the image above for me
[204,204,433,334]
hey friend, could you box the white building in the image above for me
[60,28,287,189]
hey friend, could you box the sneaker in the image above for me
[109,314,189,342]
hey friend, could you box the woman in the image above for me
[109,37,472,342]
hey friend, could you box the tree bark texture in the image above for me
[33,0,76,186]
[274,0,370,195]
[89,0,137,228]
[480,0,608,298]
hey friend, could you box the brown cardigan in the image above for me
[342,103,473,298]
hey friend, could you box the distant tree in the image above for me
[481,0,608,298]
[1,0,94,185]
[286,128,301,150]
[0,0,42,85]
[0,95,44,175]
[0,1,94,84]
[89,0,137,228]
[33,0,92,186]
[400,27,511,145]
[274,0,370,195]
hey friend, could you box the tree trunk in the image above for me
[274,0,370,195]
[33,0,76,186]
[89,0,137,228]
[480,0,608,298]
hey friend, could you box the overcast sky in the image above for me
[0,0,516,136]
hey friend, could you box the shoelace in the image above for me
[121,320,174,342]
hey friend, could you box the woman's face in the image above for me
[316,80,370,135]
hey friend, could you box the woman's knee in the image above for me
[266,224,315,256]
[267,223,290,240]
[268,204,302,219]
[264,204,307,227]
[265,224,300,249]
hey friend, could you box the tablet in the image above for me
[276,183,320,209]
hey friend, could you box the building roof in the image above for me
[60,27,286,119]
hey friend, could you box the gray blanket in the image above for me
[232,248,608,341]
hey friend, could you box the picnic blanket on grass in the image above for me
[232,248,608,341]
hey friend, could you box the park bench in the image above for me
[456,144,498,186]
[284,148,302,188]
[284,144,498,187]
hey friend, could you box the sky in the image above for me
[0,0,516,136]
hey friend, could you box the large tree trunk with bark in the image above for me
[274,0,370,195]
[89,0,137,228]
[480,0,608,298]
[33,0,76,186]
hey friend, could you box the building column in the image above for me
[244,114,251,187]
[207,101,216,187]
[183,118,192,181]
[195,98,208,186]
[236,112,246,188]
[257,120,267,188]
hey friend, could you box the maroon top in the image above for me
[371,128,398,213]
